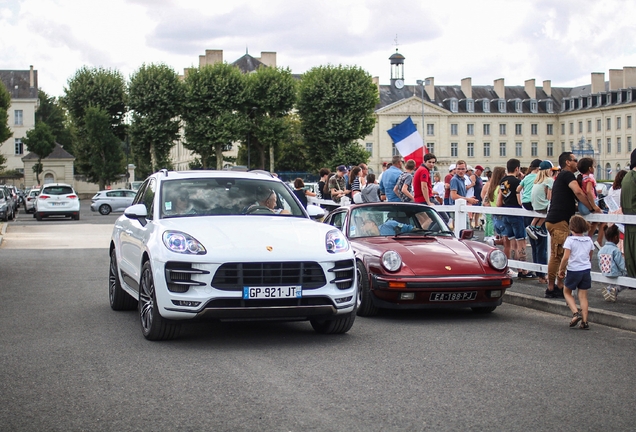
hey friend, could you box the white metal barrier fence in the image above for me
[437,199,636,289]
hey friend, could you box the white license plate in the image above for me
[243,286,302,299]
[429,291,477,301]
[50,202,65,206]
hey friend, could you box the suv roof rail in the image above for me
[159,169,169,177]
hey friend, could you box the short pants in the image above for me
[564,269,592,290]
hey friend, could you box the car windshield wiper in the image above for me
[394,229,436,237]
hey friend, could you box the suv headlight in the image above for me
[326,229,349,253]
[488,249,508,270]
[162,231,206,255]
[381,250,402,272]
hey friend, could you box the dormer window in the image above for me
[596,94,603,107]
[617,91,622,104]
[530,99,537,113]
[546,100,553,113]
[450,98,458,113]
[578,97,584,109]
[466,98,474,113]
[515,99,522,113]
[498,99,506,113]
[587,96,593,107]
[482,99,490,113]
[606,93,612,106]
[627,89,633,103]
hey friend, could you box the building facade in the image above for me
[363,53,636,179]
[0,67,39,175]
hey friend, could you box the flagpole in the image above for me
[416,80,426,153]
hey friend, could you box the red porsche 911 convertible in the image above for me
[323,202,513,316]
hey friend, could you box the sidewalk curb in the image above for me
[0,222,6,246]
[504,291,636,332]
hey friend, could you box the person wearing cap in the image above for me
[380,155,404,202]
[545,152,596,298]
[328,165,350,204]
[620,148,636,277]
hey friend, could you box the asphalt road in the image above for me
[1,211,636,431]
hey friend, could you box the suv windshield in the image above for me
[160,178,305,218]
[42,186,74,195]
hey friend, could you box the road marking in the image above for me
[1,224,113,249]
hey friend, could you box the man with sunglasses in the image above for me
[545,152,597,298]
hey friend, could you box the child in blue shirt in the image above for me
[598,224,627,302]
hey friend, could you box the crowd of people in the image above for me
[314,147,636,323]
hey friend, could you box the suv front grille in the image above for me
[212,262,326,291]
[165,262,210,293]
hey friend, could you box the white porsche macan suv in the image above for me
[109,170,357,340]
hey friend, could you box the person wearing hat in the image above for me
[328,165,350,204]
[545,152,596,298]
[620,148,636,276]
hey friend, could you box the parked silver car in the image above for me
[0,187,15,221]
[91,189,137,215]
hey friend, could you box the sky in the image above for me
[2,0,636,98]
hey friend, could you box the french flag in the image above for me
[387,117,426,166]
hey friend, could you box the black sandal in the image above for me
[569,311,582,328]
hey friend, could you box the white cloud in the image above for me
[2,0,636,96]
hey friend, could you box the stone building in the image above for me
[364,52,636,179]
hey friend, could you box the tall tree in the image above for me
[80,107,125,189]
[182,63,246,170]
[35,90,76,154]
[297,65,378,168]
[129,63,185,177]
[243,66,296,170]
[0,82,12,145]
[21,122,56,184]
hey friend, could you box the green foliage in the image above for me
[297,65,378,168]
[0,82,12,144]
[182,63,247,169]
[78,107,125,189]
[129,63,185,173]
[62,66,128,140]
[270,114,312,172]
[243,67,296,170]
[0,153,7,172]
[324,143,371,171]
[22,122,56,184]
[36,90,76,154]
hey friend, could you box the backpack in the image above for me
[395,172,413,202]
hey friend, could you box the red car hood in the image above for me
[354,236,489,276]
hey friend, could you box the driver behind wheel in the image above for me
[164,188,197,216]
[361,212,432,236]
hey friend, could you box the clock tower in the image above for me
[390,50,405,89]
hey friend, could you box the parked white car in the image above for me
[24,188,40,213]
[90,189,137,215]
[109,170,357,340]
[35,183,80,221]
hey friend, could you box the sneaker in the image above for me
[518,272,538,279]
[544,289,557,298]
[594,240,602,250]
[602,287,613,301]
[553,287,565,298]
[536,227,548,237]
[569,311,582,327]
[579,321,590,330]
[525,225,538,240]
[485,237,496,247]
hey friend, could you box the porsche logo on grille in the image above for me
[445,266,452,271]
[266,246,273,252]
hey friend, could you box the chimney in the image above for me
[623,67,636,88]
[609,69,623,90]
[494,78,505,99]
[543,80,552,97]
[202,49,223,67]
[461,77,472,99]
[29,65,34,88]
[372,76,380,94]
[524,79,536,99]
[591,72,605,93]
[425,77,435,101]
[259,52,277,68]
